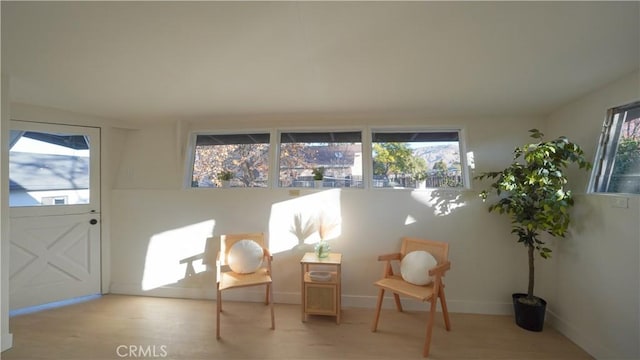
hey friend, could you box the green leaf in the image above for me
[529,129,544,139]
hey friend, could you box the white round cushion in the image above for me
[400,250,438,286]
[228,239,264,274]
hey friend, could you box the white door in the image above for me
[8,121,101,310]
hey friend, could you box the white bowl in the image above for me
[309,271,331,282]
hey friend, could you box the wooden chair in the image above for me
[216,233,274,339]
[371,237,452,357]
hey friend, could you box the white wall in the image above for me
[108,116,550,315]
[545,70,640,359]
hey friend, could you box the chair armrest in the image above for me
[377,252,401,278]
[377,253,401,261]
[429,261,451,276]
[263,247,273,269]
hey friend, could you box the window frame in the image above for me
[186,129,273,189]
[369,127,470,190]
[185,126,471,190]
[276,128,365,189]
[9,120,100,214]
[589,101,640,194]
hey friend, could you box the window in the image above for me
[590,101,640,194]
[9,130,91,207]
[191,133,270,188]
[278,131,363,188]
[372,130,464,189]
[188,128,468,190]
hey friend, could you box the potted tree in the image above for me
[475,129,591,331]
[312,167,325,188]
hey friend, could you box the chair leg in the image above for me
[216,289,222,340]
[371,288,385,332]
[265,283,270,305]
[439,288,451,331]
[422,297,438,357]
[269,283,275,330]
[393,293,403,312]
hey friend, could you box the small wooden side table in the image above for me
[300,252,342,324]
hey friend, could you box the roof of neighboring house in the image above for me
[9,152,90,191]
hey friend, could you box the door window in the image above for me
[9,121,100,213]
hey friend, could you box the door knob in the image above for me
[89,219,98,225]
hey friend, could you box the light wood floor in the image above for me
[2,294,592,359]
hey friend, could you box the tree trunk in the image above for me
[527,244,535,301]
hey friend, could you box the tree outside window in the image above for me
[372,131,464,189]
[278,131,363,188]
[591,102,640,194]
[608,113,640,193]
[191,133,270,188]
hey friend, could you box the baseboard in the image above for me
[1,331,13,352]
[109,282,512,314]
[109,283,217,300]
[546,309,611,359]
[110,283,295,304]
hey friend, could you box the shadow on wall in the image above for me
[268,189,342,255]
[408,188,469,219]
[428,189,469,216]
[138,189,343,292]
[137,187,470,292]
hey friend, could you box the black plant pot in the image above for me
[512,293,547,332]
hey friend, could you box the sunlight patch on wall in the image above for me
[411,189,467,216]
[268,189,342,255]
[142,220,215,291]
[404,215,417,225]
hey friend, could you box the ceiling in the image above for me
[2,1,639,124]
